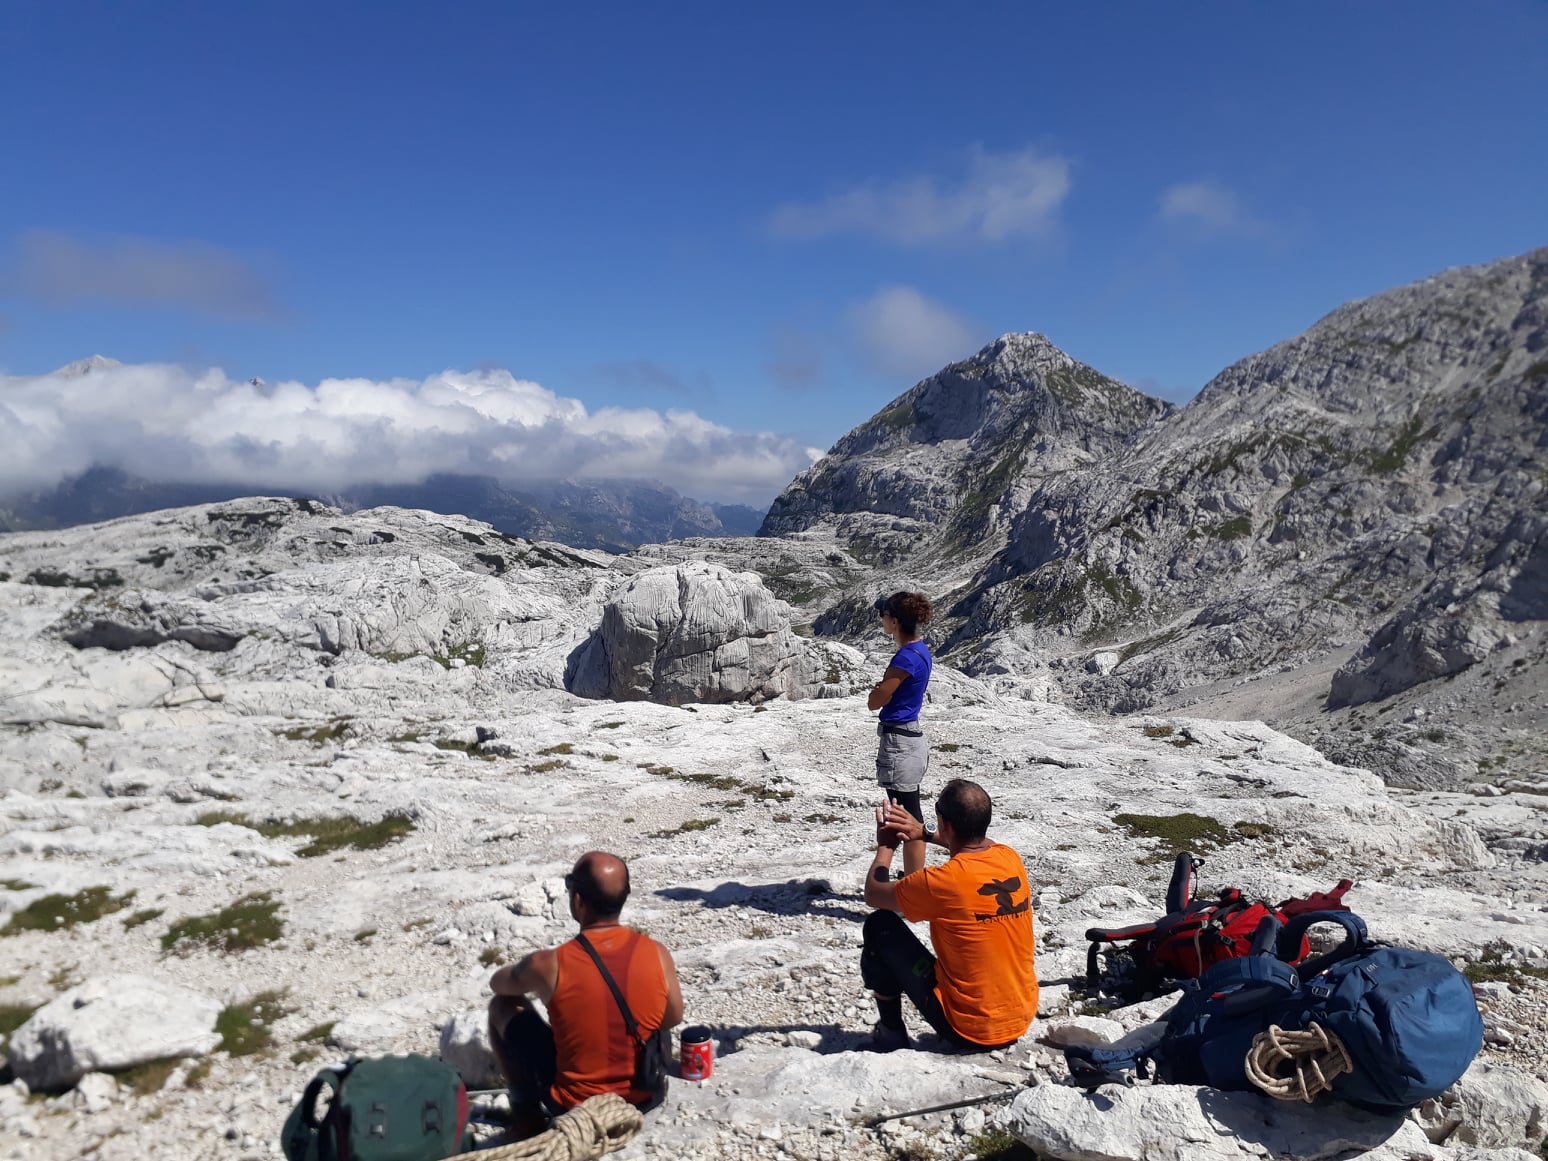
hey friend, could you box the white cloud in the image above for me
[1158,181,1264,237]
[769,146,1071,246]
[0,360,819,505]
[8,230,282,321]
[847,286,984,380]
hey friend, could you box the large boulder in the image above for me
[564,562,858,704]
[438,1009,502,1089]
[1000,1082,1428,1161]
[7,975,222,1091]
[1419,1061,1548,1151]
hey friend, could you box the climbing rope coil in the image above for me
[1244,1022,1354,1102]
[466,1092,643,1160]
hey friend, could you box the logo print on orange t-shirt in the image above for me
[974,876,1030,921]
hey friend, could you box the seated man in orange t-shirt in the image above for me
[861,778,1039,1051]
[488,851,684,1135]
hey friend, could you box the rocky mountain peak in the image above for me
[49,354,122,378]
[759,333,1169,591]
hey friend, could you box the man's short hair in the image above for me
[566,857,630,919]
[936,778,991,843]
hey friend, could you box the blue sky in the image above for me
[2,2,1545,504]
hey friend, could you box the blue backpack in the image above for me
[1067,911,1483,1112]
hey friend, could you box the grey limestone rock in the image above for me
[564,561,858,704]
[437,1009,503,1089]
[8,975,222,1091]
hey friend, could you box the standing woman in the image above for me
[868,591,934,876]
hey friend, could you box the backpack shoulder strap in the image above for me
[1276,910,1368,975]
[1195,949,1300,1015]
[282,1065,349,1161]
[575,932,642,1041]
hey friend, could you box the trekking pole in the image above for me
[862,1083,1022,1127]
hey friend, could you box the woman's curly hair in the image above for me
[883,591,933,637]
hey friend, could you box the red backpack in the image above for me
[1085,853,1353,1000]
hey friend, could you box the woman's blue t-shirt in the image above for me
[879,640,933,723]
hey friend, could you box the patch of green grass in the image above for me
[184,1059,213,1088]
[935,742,961,753]
[117,1057,185,1096]
[1,886,136,936]
[290,1048,320,1065]
[24,567,124,590]
[1462,944,1548,986]
[803,813,842,825]
[433,737,494,758]
[161,892,284,954]
[875,401,916,431]
[402,917,432,932]
[215,990,291,1057]
[0,1002,41,1047]
[749,924,773,939]
[600,754,619,762]
[650,818,720,838]
[594,721,624,729]
[954,453,1022,532]
[1232,821,1275,839]
[353,927,377,943]
[747,784,794,802]
[297,1021,335,1043]
[1142,724,1174,738]
[479,947,503,967]
[537,743,574,755]
[1368,416,1438,474]
[0,879,37,892]
[123,907,165,929]
[526,759,566,774]
[961,1128,1039,1160]
[387,730,426,743]
[1113,812,1237,856]
[195,811,414,857]
[276,718,352,744]
[671,771,740,790]
[1206,514,1253,541]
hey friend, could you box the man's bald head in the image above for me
[566,851,630,920]
[936,778,992,843]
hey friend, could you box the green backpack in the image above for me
[281,1055,472,1161]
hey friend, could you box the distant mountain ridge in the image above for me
[0,467,763,552]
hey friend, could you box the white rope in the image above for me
[464,1092,643,1160]
[1244,1022,1353,1102]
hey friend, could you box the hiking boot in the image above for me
[864,1021,911,1053]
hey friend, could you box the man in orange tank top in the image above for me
[488,851,684,1135]
[861,778,1039,1052]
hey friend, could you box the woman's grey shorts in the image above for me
[876,722,928,794]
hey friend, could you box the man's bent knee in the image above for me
[863,909,907,946]
[489,993,532,1037]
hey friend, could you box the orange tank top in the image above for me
[548,927,669,1109]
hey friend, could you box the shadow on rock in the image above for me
[656,878,869,922]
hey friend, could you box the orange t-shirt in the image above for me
[891,842,1038,1045]
[548,927,669,1109]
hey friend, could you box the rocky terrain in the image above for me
[744,248,1548,792]
[2,498,1547,1161]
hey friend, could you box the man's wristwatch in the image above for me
[921,828,935,845]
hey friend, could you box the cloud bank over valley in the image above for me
[0,358,823,506]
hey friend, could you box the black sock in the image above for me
[875,996,904,1030]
